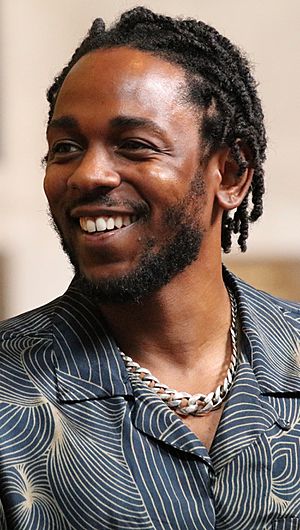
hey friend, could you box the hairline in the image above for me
[49,44,215,163]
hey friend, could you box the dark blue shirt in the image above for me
[0,271,300,529]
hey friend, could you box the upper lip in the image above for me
[70,206,136,218]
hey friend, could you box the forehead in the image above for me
[52,47,196,126]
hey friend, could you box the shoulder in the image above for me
[0,297,62,378]
[0,296,62,338]
[225,267,300,328]
[0,297,64,404]
[225,268,300,392]
[233,273,299,330]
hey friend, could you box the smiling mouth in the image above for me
[79,214,137,233]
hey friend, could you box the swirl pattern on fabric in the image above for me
[0,270,299,529]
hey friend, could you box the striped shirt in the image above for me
[0,270,299,530]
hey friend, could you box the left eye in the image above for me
[119,140,154,150]
[117,139,161,160]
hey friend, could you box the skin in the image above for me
[44,47,253,449]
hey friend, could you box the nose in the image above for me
[67,146,121,192]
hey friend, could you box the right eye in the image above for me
[47,141,83,162]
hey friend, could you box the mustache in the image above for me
[65,192,150,218]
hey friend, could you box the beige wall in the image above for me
[0,0,299,318]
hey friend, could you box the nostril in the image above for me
[67,173,121,192]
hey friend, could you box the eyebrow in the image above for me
[47,115,166,137]
[110,116,165,136]
[47,116,79,133]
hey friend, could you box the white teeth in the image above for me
[115,216,123,229]
[79,218,88,231]
[86,219,96,233]
[79,214,137,233]
[95,217,107,231]
[106,217,114,230]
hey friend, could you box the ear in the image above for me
[215,143,253,211]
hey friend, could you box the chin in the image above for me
[78,261,134,284]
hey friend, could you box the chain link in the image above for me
[119,289,238,416]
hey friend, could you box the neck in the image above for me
[99,259,231,375]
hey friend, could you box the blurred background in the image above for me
[0,0,299,319]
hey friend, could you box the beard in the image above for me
[49,175,206,304]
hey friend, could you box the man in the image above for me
[0,6,299,530]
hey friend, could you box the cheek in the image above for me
[138,161,197,205]
[43,170,67,205]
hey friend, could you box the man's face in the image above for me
[44,48,213,302]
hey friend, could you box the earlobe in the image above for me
[215,144,254,211]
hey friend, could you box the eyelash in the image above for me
[46,138,161,164]
[52,141,81,154]
[45,141,82,164]
[118,139,158,151]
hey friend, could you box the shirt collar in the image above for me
[47,269,300,402]
[50,278,133,402]
[46,280,212,463]
[224,267,300,394]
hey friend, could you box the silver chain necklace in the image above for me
[119,289,238,417]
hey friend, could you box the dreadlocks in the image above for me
[47,6,267,252]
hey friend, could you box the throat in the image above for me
[180,405,224,451]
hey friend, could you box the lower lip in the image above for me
[79,223,137,245]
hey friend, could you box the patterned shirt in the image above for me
[0,270,300,530]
